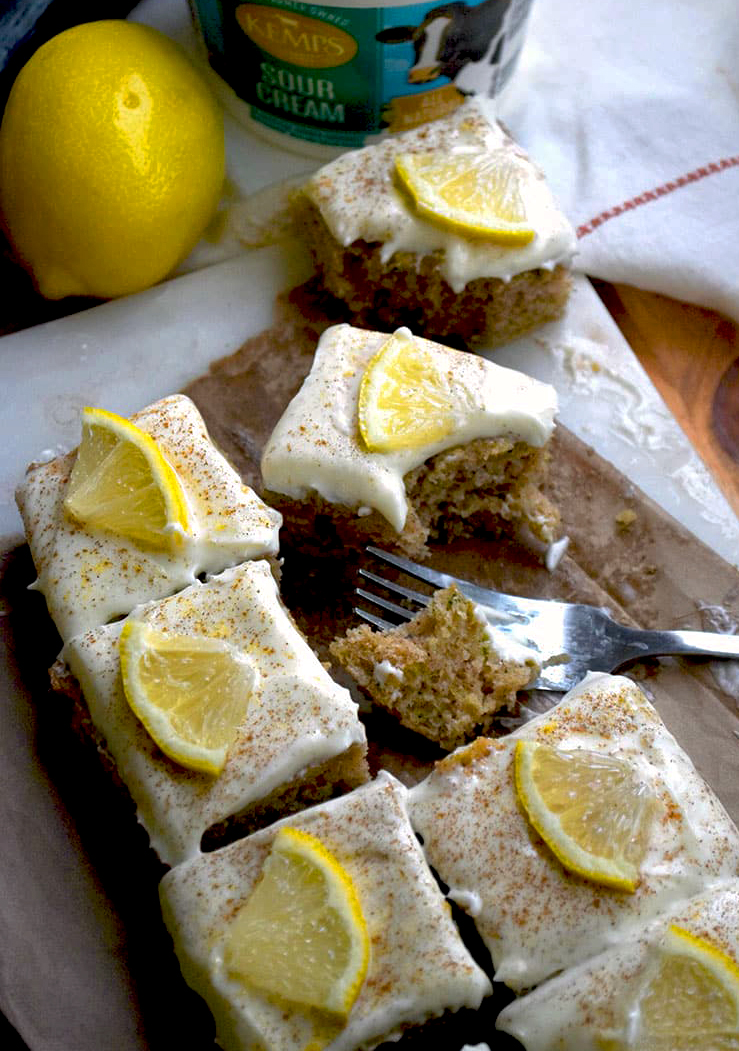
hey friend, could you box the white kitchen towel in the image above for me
[501,0,739,323]
[140,0,739,322]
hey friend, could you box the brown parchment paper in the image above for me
[1,280,738,1051]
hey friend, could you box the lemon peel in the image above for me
[514,740,655,892]
[224,826,370,1018]
[119,620,256,776]
[64,406,190,550]
[358,329,459,453]
[395,148,536,244]
[617,925,739,1050]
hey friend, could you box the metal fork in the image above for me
[355,546,739,691]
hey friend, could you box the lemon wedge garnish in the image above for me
[64,406,190,549]
[395,148,536,244]
[224,826,370,1018]
[119,620,257,776]
[358,330,461,453]
[622,925,739,1050]
[514,740,655,892]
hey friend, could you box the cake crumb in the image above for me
[330,585,539,750]
[615,508,637,529]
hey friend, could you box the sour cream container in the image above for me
[189,0,534,158]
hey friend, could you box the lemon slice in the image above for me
[224,826,370,1018]
[624,925,739,1050]
[514,740,655,892]
[64,406,189,549]
[119,620,257,775]
[358,330,461,453]
[395,148,536,244]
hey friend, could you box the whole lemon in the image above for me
[0,19,225,300]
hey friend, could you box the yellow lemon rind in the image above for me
[616,925,739,1050]
[357,330,457,453]
[278,827,370,1018]
[395,151,536,246]
[225,826,370,1019]
[514,739,641,894]
[663,924,739,1000]
[119,620,252,776]
[64,406,190,550]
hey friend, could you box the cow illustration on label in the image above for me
[377,0,520,97]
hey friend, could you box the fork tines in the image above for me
[355,567,432,630]
[361,545,524,618]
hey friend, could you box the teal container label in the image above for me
[192,0,533,148]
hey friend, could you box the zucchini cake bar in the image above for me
[260,324,560,559]
[16,394,282,642]
[408,672,739,992]
[159,773,492,1051]
[297,98,577,346]
[61,561,368,867]
[496,879,739,1049]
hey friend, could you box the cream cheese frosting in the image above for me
[304,99,577,293]
[473,602,542,670]
[496,879,739,1050]
[63,561,367,867]
[260,324,558,533]
[16,394,282,642]
[408,672,739,992]
[159,772,492,1051]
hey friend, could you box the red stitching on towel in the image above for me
[576,156,739,238]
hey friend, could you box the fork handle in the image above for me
[622,627,739,662]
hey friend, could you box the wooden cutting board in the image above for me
[593,281,739,520]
